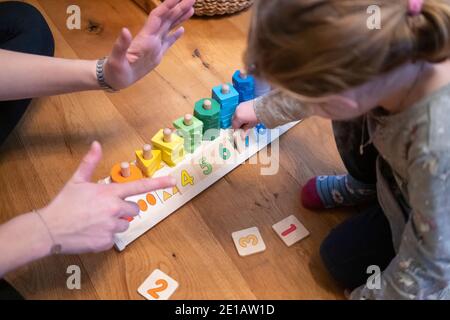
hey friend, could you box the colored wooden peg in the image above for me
[111,162,143,183]
[212,84,240,129]
[135,144,162,178]
[194,98,220,139]
[232,70,255,103]
[173,115,204,153]
[151,129,185,167]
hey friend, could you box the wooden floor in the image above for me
[0,0,352,299]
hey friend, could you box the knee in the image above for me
[319,228,357,289]
[319,231,338,278]
[9,2,55,57]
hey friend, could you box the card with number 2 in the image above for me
[138,269,178,300]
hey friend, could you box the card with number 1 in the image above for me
[272,215,310,247]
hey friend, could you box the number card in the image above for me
[272,215,310,247]
[232,227,266,257]
[138,269,179,300]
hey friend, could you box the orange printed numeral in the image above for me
[147,279,168,299]
[239,234,259,248]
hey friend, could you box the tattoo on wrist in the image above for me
[34,209,62,255]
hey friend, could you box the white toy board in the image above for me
[100,122,299,251]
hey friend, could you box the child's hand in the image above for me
[39,142,176,254]
[232,100,259,131]
[104,0,195,90]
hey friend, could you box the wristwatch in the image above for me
[96,57,118,93]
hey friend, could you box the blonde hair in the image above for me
[246,0,450,97]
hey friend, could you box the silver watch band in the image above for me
[96,57,117,93]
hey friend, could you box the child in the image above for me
[0,0,194,297]
[233,0,450,299]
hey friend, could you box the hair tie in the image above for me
[409,0,424,16]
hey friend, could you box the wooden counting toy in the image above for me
[272,215,310,247]
[151,128,185,167]
[99,67,301,251]
[110,161,143,184]
[194,98,220,141]
[232,227,266,257]
[173,114,203,154]
[233,130,249,154]
[135,144,162,178]
[212,83,239,129]
[232,70,255,103]
[137,269,179,300]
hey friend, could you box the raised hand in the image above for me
[39,142,176,254]
[104,0,195,90]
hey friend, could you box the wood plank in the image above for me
[0,0,349,299]
[27,0,254,299]
[132,0,159,14]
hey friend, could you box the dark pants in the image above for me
[319,118,396,290]
[0,1,55,146]
[0,1,54,300]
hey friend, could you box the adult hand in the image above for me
[39,141,176,254]
[104,0,195,90]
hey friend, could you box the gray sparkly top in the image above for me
[255,87,450,300]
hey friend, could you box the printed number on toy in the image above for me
[199,157,212,175]
[220,144,231,160]
[181,169,194,187]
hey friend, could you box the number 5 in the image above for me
[199,157,212,175]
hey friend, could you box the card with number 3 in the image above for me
[138,269,178,300]
[232,227,266,257]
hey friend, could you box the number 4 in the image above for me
[181,170,194,187]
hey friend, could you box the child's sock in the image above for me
[301,175,376,209]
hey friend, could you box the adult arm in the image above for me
[0,142,176,278]
[0,0,195,101]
